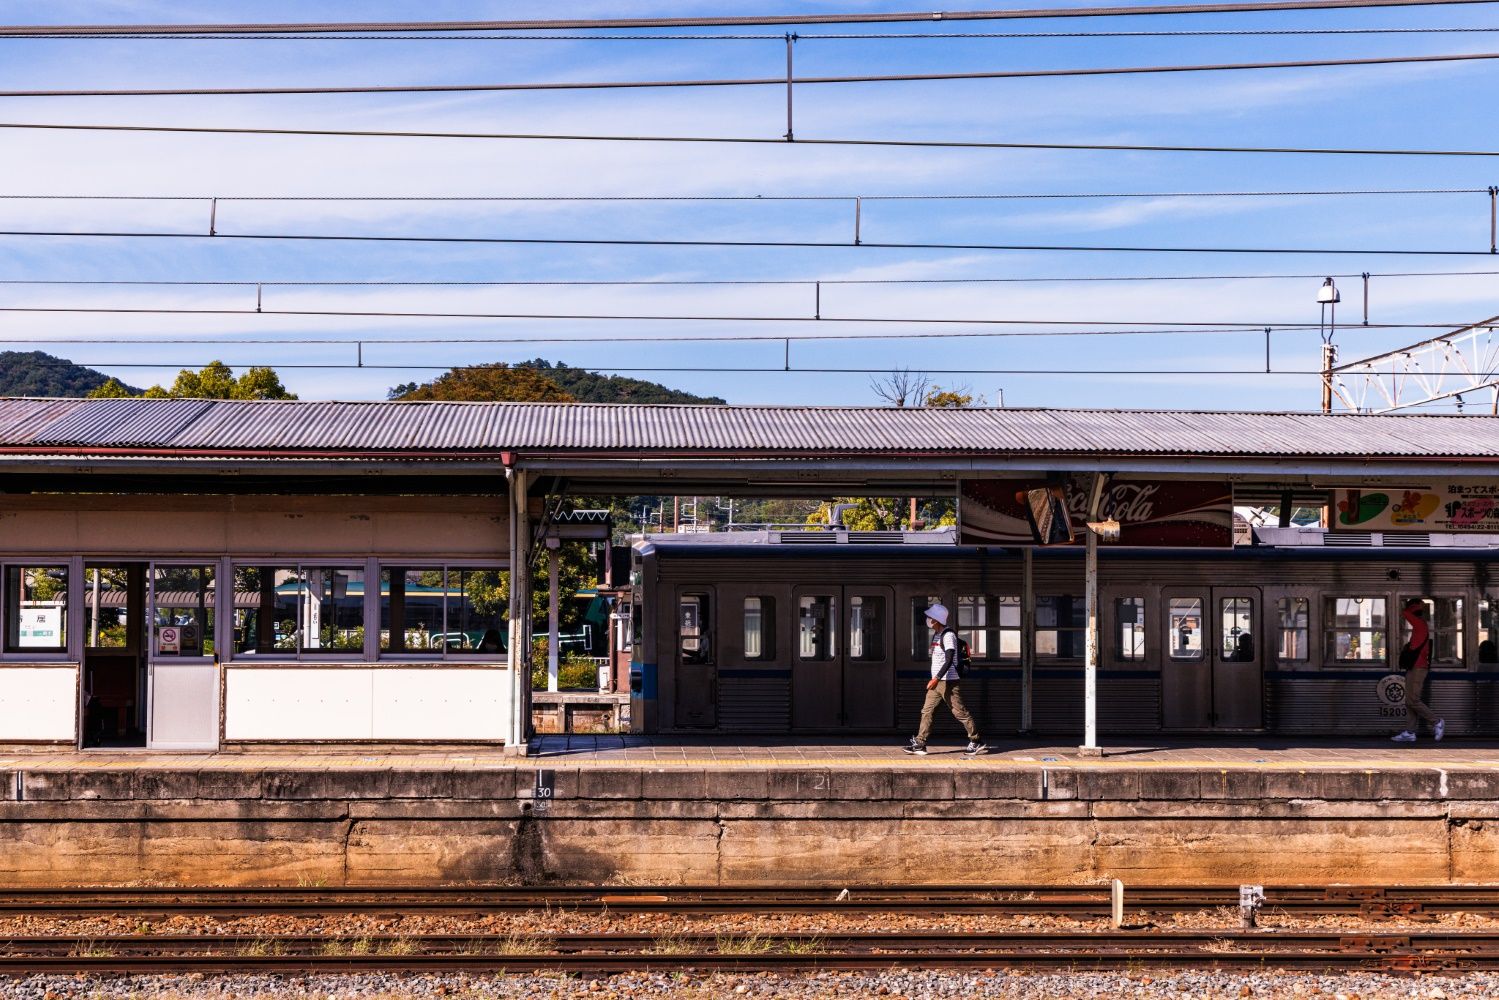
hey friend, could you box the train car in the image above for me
[628,527,1499,737]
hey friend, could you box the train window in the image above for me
[910,596,941,659]
[4,565,68,653]
[680,594,711,665]
[1114,597,1146,660]
[1402,596,1464,664]
[1037,595,1084,659]
[1167,597,1203,660]
[957,596,988,660]
[743,596,776,660]
[1276,597,1310,661]
[1480,598,1499,664]
[849,594,885,661]
[798,595,837,661]
[1325,596,1387,662]
[1219,597,1255,661]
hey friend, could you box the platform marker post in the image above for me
[1110,878,1124,929]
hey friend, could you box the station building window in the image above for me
[1037,595,1084,659]
[3,564,68,654]
[742,596,775,660]
[849,594,885,661]
[152,565,215,657]
[84,565,131,650]
[1114,596,1146,660]
[1402,596,1463,664]
[1325,596,1387,663]
[1275,597,1310,662]
[380,567,506,656]
[798,594,836,661]
[232,565,364,657]
[1168,597,1203,660]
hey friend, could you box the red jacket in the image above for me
[1403,607,1431,670]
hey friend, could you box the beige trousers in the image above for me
[1403,666,1439,727]
[916,680,981,744]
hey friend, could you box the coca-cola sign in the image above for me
[959,478,1233,547]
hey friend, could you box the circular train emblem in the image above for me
[1377,673,1406,707]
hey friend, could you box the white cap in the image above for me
[925,603,949,627]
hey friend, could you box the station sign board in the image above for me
[959,477,1233,547]
[1332,482,1499,533]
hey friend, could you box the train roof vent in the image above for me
[1385,532,1431,547]
[778,531,838,544]
[848,530,906,544]
[1323,532,1373,547]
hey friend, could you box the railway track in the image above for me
[5,885,1498,974]
[0,884,1489,918]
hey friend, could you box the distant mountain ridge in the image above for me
[0,351,141,397]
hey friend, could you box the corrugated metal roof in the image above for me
[2,397,1498,459]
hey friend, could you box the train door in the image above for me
[844,587,895,729]
[792,588,840,728]
[674,589,717,727]
[1161,586,1262,730]
[1211,587,1263,730]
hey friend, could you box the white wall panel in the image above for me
[0,666,76,740]
[225,668,373,740]
[149,661,220,750]
[372,669,509,740]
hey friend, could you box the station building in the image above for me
[2,396,1498,754]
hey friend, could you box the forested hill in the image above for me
[0,352,141,397]
[517,360,726,404]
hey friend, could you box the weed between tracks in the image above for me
[236,939,287,958]
[66,940,116,959]
[316,938,374,957]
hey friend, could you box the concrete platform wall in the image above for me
[4,766,1499,886]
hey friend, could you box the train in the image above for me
[626,526,1499,737]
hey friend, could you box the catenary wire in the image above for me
[3,228,1499,256]
[10,51,1499,97]
[0,308,1474,333]
[2,1,1495,34]
[2,268,1497,285]
[0,189,1489,201]
[28,27,1499,40]
[6,121,1499,158]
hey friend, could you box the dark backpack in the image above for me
[1398,636,1428,672]
[941,628,972,678]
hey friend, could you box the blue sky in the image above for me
[1,0,1497,409]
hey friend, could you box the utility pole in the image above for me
[1318,278,1340,414]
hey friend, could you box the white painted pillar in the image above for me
[547,542,561,694]
[507,469,532,751]
[1020,547,1034,733]
[1082,524,1099,754]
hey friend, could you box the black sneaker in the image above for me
[902,739,928,755]
[963,741,990,756]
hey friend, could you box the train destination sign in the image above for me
[1332,482,1499,533]
[959,478,1233,547]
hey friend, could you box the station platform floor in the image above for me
[5,735,1499,771]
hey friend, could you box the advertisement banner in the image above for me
[1332,483,1499,533]
[959,478,1233,547]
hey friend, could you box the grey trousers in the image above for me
[916,680,981,744]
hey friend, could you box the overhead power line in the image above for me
[7,121,1498,158]
[10,50,1499,97]
[0,305,1469,331]
[2,0,1494,34]
[29,27,1499,40]
[4,227,1499,256]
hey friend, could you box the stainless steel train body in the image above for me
[628,529,1499,737]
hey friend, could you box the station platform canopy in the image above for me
[1,397,1497,496]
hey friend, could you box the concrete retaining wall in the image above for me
[4,766,1498,886]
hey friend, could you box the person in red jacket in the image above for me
[1393,598,1445,743]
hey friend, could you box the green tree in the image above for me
[806,498,907,531]
[86,378,135,399]
[0,351,142,397]
[390,364,573,402]
[91,361,297,400]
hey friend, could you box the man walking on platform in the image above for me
[1393,597,1445,743]
[903,603,987,756]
